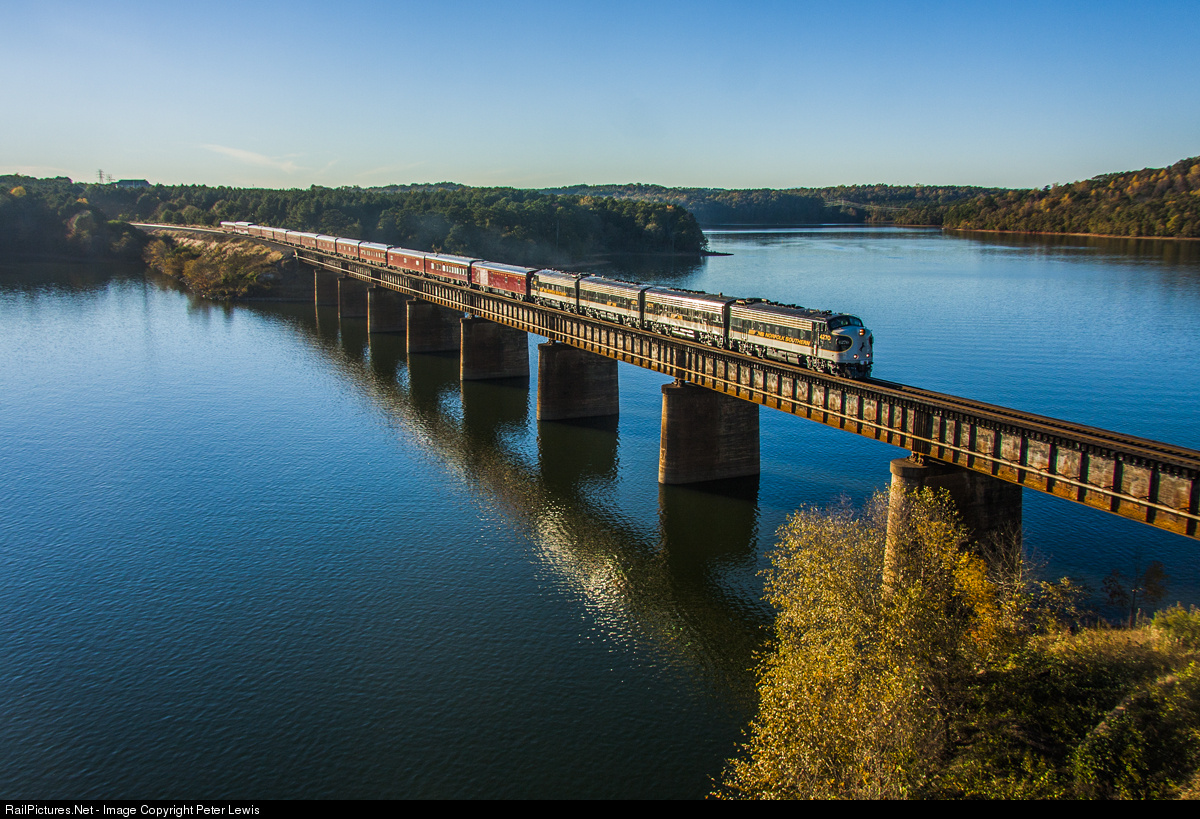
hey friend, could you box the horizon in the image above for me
[5,1,1197,191]
[13,160,1197,195]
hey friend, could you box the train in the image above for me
[220,221,874,379]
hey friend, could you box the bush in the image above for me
[716,489,1024,799]
[1154,606,1200,650]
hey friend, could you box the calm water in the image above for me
[2,228,1198,798]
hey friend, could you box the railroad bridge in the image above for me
[299,247,1200,546]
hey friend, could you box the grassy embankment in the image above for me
[143,236,286,300]
[717,490,1200,800]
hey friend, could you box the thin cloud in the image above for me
[201,144,303,174]
[357,160,425,180]
[6,164,76,178]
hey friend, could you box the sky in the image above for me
[3,0,1198,191]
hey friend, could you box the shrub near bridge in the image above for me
[716,489,1200,800]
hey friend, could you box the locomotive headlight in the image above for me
[858,328,865,336]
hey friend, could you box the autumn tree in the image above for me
[717,489,1029,799]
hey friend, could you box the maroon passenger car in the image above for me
[474,261,535,299]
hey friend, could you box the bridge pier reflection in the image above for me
[461,378,530,447]
[658,478,760,564]
[538,416,619,493]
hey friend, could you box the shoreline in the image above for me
[943,226,1200,242]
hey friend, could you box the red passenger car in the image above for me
[474,261,535,299]
[316,235,338,254]
[425,253,478,286]
[386,247,426,275]
[335,238,361,259]
[359,242,389,265]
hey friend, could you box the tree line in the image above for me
[940,156,1200,238]
[543,182,1003,226]
[0,176,708,266]
[0,176,146,258]
[548,156,1200,239]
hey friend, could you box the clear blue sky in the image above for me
[4,0,1197,190]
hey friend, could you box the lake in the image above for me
[1,227,1197,798]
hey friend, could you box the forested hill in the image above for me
[547,156,1200,238]
[0,177,706,266]
[541,183,1003,226]
[941,156,1200,238]
[0,178,147,258]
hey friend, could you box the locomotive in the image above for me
[220,221,874,379]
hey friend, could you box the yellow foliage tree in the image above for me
[718,489,1022,799]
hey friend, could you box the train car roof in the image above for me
[360,242,390,251]
[578,276,649,293]
[644,287,735,309]
[425,253,480,265]
[534,269,582,281]
[731,301,834,321]
[475,261,535,274]
[387,247,425,257]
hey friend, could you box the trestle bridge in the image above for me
[291,245,1200,546]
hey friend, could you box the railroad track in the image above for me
[869,377,1200,470]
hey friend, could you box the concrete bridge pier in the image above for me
[536,341,619,421]
[460,316,529,381]
[658,380,759,484]
[885,456,1023,586]
[367,287,408,334]
[338,276,368,319]
[407,300,462,353]
[314,269,339,306]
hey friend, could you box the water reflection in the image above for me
[591,252,705,284]
[239,297,768,704]
[0,257,145,295]
[952,229,1200,268]
[537,417,619,496]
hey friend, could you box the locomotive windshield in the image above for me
[828,316,863,330]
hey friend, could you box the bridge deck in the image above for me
[300,248,1200,541]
